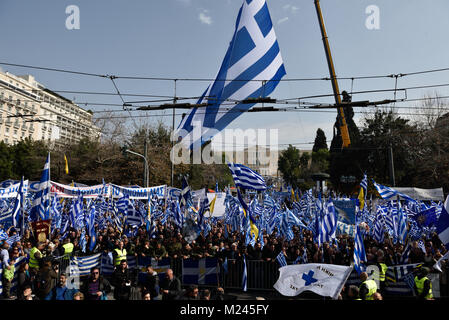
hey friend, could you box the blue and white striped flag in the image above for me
[5,233,20,246]
[276,251,287,267]
[437,195,449,250]
[319,199,337,243]
[176,0,286,150]
[12,178,26,230]
[69,253,102,277]
[30,153,51,221]
[373,214,385,244]
[399,240,412,264]
[353,224,367,275]
[180,177,193,209]
[50,196,62,231]
[373,180,416,203]
[360,174,368,193]
[70,196,84,230]
[396,202,408,244]
[228,162,266,190]
[116,195,130,214]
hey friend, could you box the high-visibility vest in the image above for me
[62,243,74,256]
[378,263,388,282]
[29,247,41,269]
[114,248,127,265]
[361,279,377,300]
[415,276,433,299]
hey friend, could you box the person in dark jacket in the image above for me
[179,284,200,300]
[111,259,134,300]
[17,262,32,299]
[160,268,181,300]
[81,267,112,300]
[140,266,160,300]
[35,260,58,300]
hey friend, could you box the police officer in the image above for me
[359,271,378,300]
[414,267,433,300]
[29,242,45,273]
[113,240,127,267]
[376,255,388,294]
[62,238,74,257]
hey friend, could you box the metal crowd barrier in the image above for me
[221,259,280,291]
[50,253,449,298]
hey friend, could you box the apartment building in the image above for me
[0,70,100,146]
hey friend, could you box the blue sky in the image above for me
[1,0,449,150]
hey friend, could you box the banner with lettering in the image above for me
[0,180,28,198]
[50,181,110,198]
[110,184,166,199]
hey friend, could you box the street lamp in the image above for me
[125,149,149,188]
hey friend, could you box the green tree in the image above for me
[312,128,328,152]
[0,141,13,180]
[359,110,420,186]
[278,145,302,188]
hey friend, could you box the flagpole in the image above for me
[21,176,25,237]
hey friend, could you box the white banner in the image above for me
[0,180,28,198]
[207,192,227,217]
[50,181,110,198]
[274,263,353,299]
[394,187,444,201]
[110,184,166,199]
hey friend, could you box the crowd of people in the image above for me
[1,205,448,300]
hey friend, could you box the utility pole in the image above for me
[144,138,149,187]
[388,142,395,187]
[314,0,351,148]
[171,80,177,187]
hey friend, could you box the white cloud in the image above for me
[277,17,289,25]
[282,4,299,14]
[198,9,213,25]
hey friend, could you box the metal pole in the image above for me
[144,139,149,187]
[314,0,351,148]
[171,80,177,187]
[388,144,395,187]
[126,149,149,187]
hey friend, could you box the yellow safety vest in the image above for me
[414,276,433,299]
[379,263,388,282]
[361,279,377,300]
[63,243,74,256]
[114,248,127,266]
[29,247,41,269]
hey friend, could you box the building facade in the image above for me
[0,70,100,146]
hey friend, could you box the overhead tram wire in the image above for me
[3,61,449,83]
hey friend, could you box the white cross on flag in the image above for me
[273,263,353,299]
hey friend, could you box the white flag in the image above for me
[273,263,353,300]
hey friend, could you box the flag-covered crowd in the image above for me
[0,153,448,301]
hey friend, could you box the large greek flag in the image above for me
[176,0,286,150]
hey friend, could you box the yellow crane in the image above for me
[314,0,351,148]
